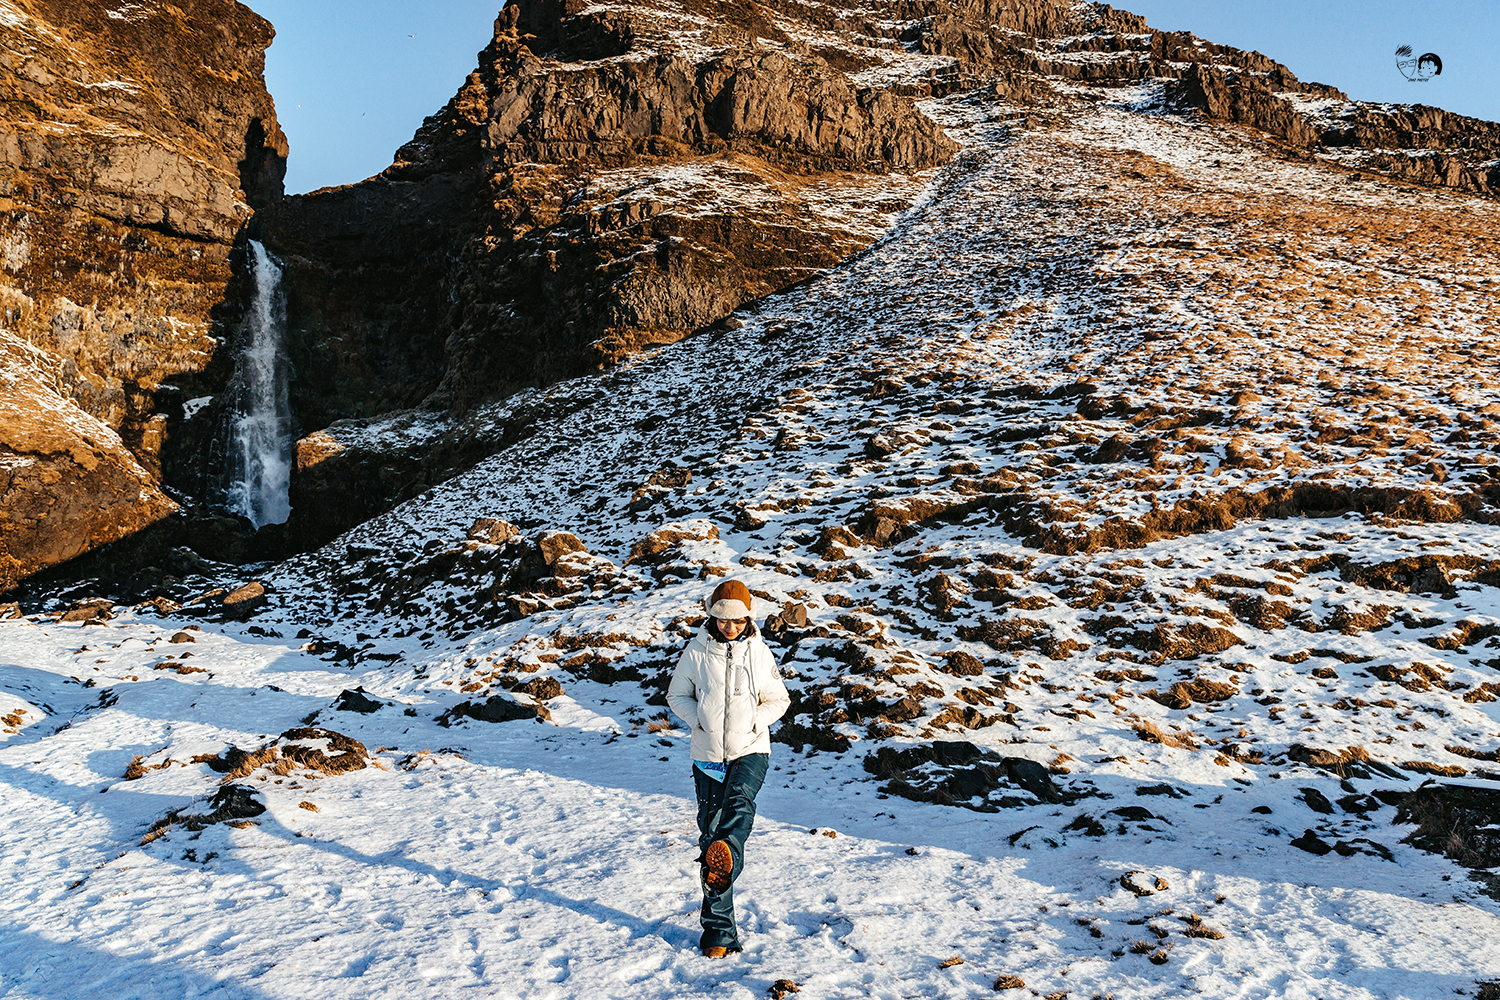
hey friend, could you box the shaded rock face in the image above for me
[257,0,1500,553]
[0,0,285,590]
[259,0,963,544]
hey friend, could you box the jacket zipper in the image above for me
[721,640,734,762]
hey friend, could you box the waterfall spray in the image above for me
[223,240,292,528]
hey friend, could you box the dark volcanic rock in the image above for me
[1299,788,1335,815]
[1395,780,1500,869]
[1290,829,1334,855]
[863,740,1074,811]
[438,693,550,726]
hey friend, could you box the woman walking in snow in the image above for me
[667,579,791,958]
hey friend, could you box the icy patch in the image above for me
[181,396,212,421]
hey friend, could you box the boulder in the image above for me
[628,520,718,564]
[334,688,384,714]
[863,741,1073,811]
[468,517,519,546]
[437,694,549,726]
[223,582,266,605]
[536,532,586,567]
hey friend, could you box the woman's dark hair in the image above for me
[708,618,756,642]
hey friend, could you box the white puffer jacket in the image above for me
[667,626,790,761]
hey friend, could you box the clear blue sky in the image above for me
[240,0,502,194]
[240,1,1500,195]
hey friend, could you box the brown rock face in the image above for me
[0,357,177,585]
[0,0,284,590]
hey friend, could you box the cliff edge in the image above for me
[0,0,284,590]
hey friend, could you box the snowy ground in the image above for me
[3,610,1497,1000]
[6,90,1500,998]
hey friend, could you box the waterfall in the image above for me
[223,240,292,528]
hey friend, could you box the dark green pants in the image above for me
[694,753,769,951]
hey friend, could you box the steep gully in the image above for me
[6,0,1500,599]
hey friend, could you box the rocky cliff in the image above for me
[260,0,1500,557]
[0,0,284,590]
[259,0,964,550]
[8,0,1500,593]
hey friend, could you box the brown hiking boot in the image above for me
[702,839,733,893]
[701,945,730,959]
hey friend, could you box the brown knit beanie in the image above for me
[705,579,753,620]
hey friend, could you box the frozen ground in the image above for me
[5,90,1500,998]
[2,606,1497,999]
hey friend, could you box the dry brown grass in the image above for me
[1144,676,1238,709]
[1180,914,1227,939]
[1129,717,1199,750]
[1400,760,1467,777]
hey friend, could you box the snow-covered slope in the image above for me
[4,88,1500,998]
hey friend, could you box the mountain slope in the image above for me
[4,5,1500,999]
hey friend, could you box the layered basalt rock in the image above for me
[894,4,1499,197]
[0,0,284,589]
[260,0,961,544]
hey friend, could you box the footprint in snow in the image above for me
[371,911,405,930]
